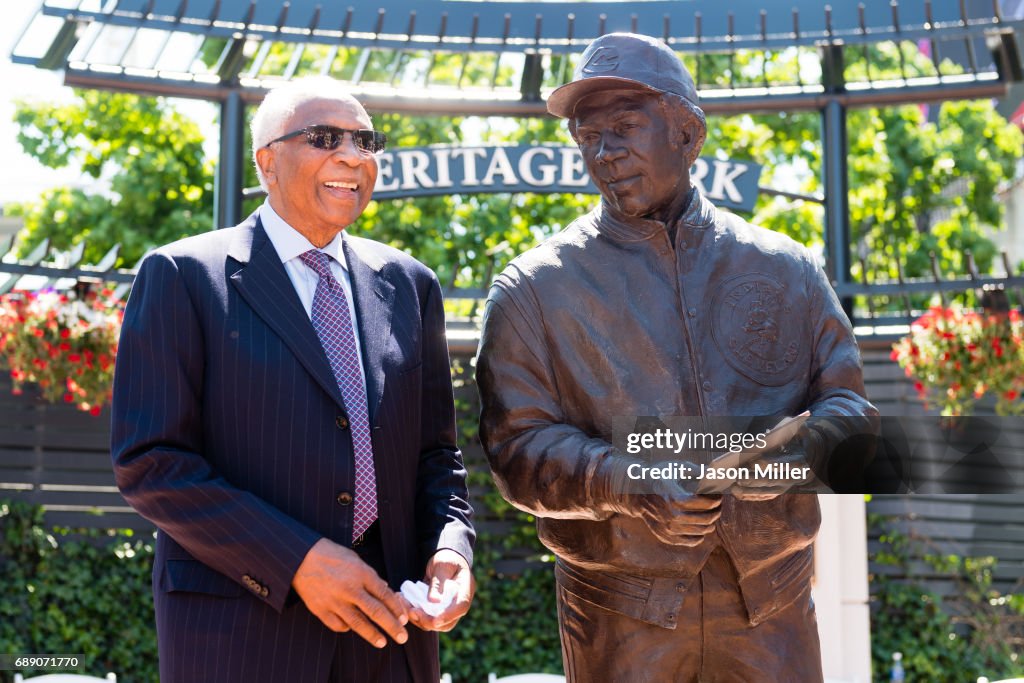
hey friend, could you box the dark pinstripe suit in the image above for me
[111,212,474,683]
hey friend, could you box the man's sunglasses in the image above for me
[266,125,387,154]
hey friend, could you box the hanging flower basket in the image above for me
[890,304,1024,416]
[0,287,124,416]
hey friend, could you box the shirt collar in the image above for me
[594,187,712,243]
[259,200,349,272]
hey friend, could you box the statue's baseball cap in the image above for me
[547,32,699,119]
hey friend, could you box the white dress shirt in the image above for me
[259,200,367,385]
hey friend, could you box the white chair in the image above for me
[488,674,566,683]
[13,675,116,683]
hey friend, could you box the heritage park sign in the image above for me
[374,145,762,212]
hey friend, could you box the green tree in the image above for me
[9,89,214,266]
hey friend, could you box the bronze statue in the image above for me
[476,33,878,682]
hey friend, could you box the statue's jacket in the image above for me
[477,188,878,628]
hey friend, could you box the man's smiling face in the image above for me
[258,96,378,242]
[572,90,691,223]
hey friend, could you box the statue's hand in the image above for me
[732,439,818,501]
[592,455,720,545]
[633,478,722,546]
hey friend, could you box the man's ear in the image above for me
[255,146,277,187]
[672,109,707,167]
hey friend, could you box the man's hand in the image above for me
[404,549,475,632]
[292,538,409,648]
[633,478,722,546]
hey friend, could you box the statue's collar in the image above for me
[594,187,715,243]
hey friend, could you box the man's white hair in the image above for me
[250,77,372,191]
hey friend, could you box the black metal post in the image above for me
[822,100,850,286]
[821,45,854,322]
[215,90,246,229]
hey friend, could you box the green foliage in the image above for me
[848,100,1022,285]
[9,90,214,266]
[869,514,1023,682]
[0,500,157,683]
[439,562,560,682]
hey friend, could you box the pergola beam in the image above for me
[60,70,1014,117]
[33,2,1024,55]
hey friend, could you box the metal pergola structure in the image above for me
[10,0,1024,320]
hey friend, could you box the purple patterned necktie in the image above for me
[299,249,377,540]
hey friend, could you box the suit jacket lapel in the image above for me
[227,217,346,411]
[343,234,395,427]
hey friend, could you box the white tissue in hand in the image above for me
[400,579,456,617]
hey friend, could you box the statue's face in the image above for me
[572,90,691,222]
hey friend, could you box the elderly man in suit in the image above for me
[111,77,474,683]
[477,33,876,682]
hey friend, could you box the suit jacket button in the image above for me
[337,491,353,505]
[261,587,269,598]
[336,415,350,429]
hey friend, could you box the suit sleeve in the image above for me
[111,251,321,613]
[414,273,475,567]
[476,273,621,520]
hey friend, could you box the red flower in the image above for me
[59,328,70,339]
[89,406,102,417]
[63,392,74,403]
[1005,390,1019,401]
[33,329,44,338]
[68,353,81,363]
